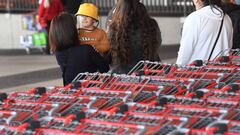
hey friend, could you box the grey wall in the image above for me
[0,14,35,49]
[155,17,183,45]
[0,14,183,49]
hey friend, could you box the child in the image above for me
[49,12,109,85]
[76,3,110,53]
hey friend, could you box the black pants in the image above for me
[45,21,51,54]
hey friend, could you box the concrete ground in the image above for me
[0,45,179,93]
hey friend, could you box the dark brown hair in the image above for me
[109,0,161,65]
[49,12,79,52]
[202,0,225,14]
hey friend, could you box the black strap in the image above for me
[208,14,225,61]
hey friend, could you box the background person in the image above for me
[223,0,240,49]
[108,0,162,74]
[176,0,233,65]
[61,0,83,15]
[49,12,109,85]
[38,0,64,54]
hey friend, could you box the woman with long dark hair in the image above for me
[108,0,162,74]
[49,12,109,85]
[176,0,233,65]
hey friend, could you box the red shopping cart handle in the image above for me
[27,120,41,131]
[217,56,230,63]
[28,87,46,95]
[189,60,203,67]
[34,87,46,95]
[206,123,228,134]
[104,104,129,116]
[71,81,82,89]
[63,81,82,90]
[221,83,239,93]
[0,93,8,102]
[73,111,86,122]
[191,90,205,99]
[116,104,129,114]
[156,97,168,106]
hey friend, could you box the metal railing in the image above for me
[0,0,38,13]
[84,0,195,16]
[0,0,195,16]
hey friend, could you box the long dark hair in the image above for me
[137,3,162,61]
[202,0,225,15]
[49,12,79,52]
[109,0,161,65]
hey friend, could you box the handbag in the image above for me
[208,14,225,61]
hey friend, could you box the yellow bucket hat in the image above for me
[76,3,99,21]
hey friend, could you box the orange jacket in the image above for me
[78,28,110,53]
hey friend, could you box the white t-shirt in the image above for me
[176,6,233,65]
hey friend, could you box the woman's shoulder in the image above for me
[148,18,158,25]
[186,10,199,20]
[184,10,201,25]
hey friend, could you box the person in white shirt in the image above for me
[176,0,233,65]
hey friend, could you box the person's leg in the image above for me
[45,21,51,54]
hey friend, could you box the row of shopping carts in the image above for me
[0,49,239,134]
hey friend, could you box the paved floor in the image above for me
[0,45,179,93]
[0,55,58,77]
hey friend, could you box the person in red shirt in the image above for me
[38,0,64,54]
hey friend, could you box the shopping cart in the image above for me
[123,112,187,134]
[79,120,145,135]
[8,91,46,103]
[83,110,186,134]
[128,103,226,119]
[0,102,53,126]
[227,121,240,134]
[128,61,175,76]
[73,73,151,91]
[153,95,239,110]
[0,121,39,135]
[223,109,240,121]
[213,49,240,66]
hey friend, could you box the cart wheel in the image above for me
[227,84,239,93]
[34,87,46,95]
[71,81,81,89]
[0,93,7,102]
[74,111,85,122]
[192,60,203,67]
[117,104,128,114]
[192,90,204,99]
[156,97,168,106]
[28,120,41,131]
[219,56,229,63]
